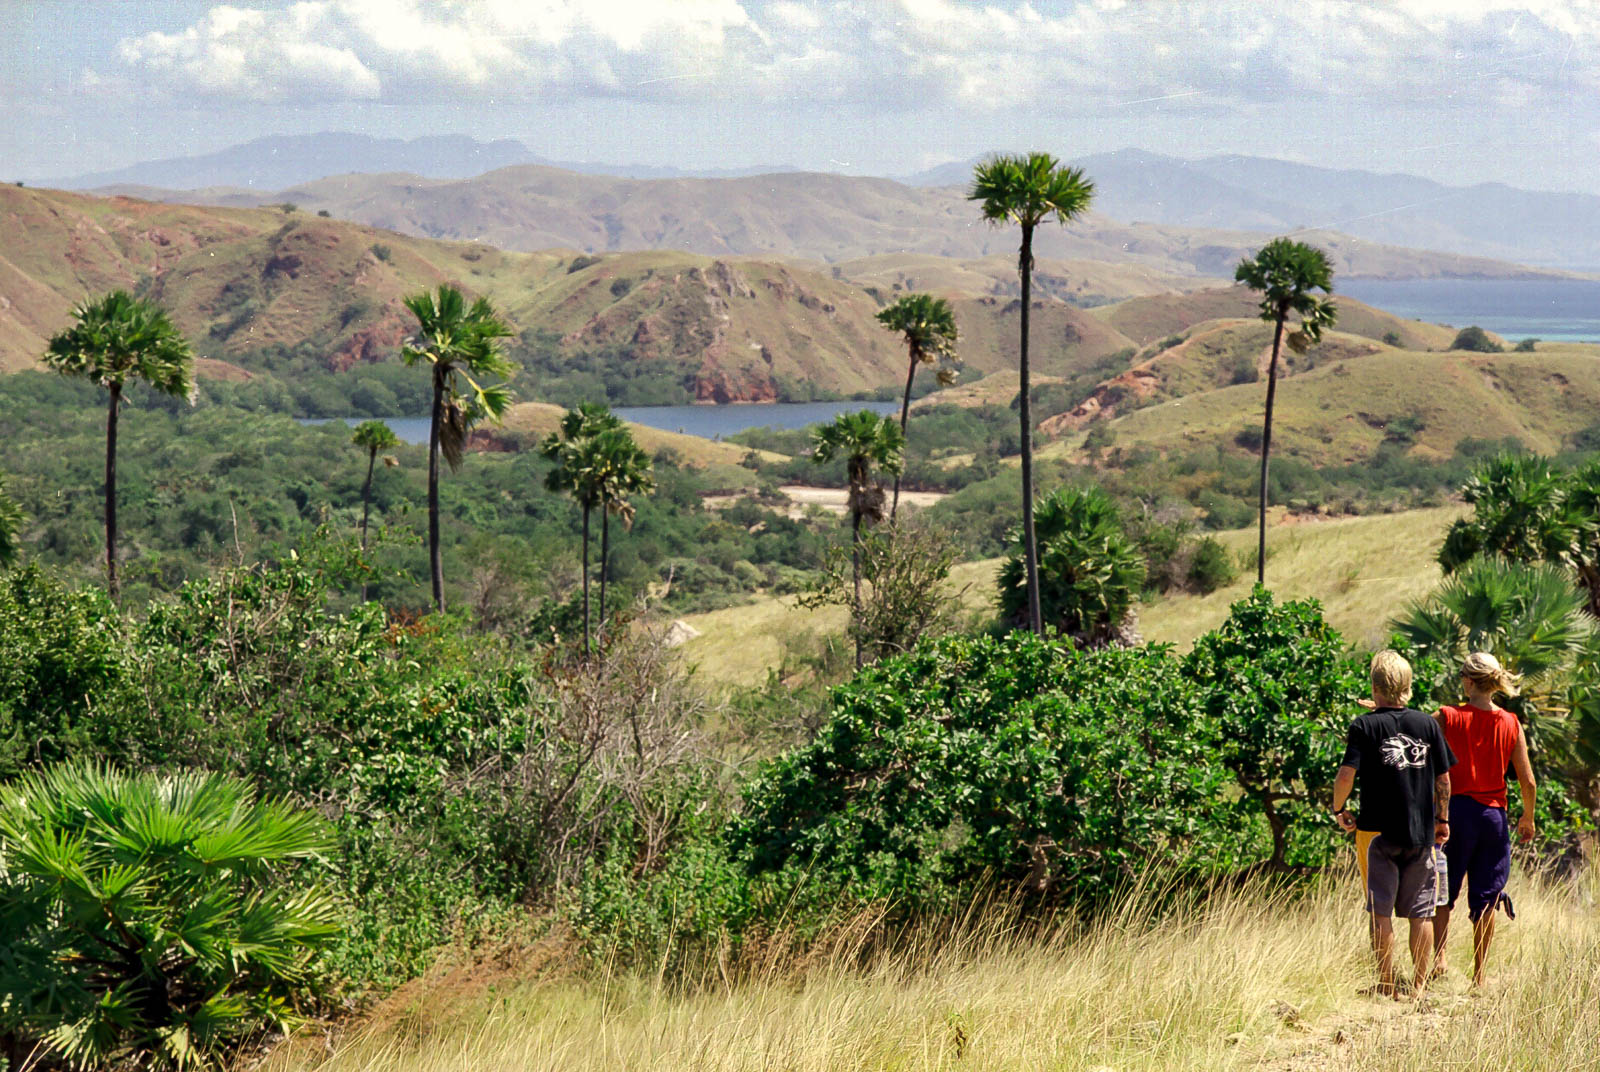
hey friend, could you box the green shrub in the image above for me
[0,764,338,1070]
[1514,337,1539,352]
[730,632,1228,911]
[1184,588,1367,869]
[1450,325,1502,353]
[0,566,133,781]
[1186,536,1237,594]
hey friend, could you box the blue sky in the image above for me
[9,1,1600,192]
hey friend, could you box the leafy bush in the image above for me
[1515,337,1539,352]
[0,765,337,1071]
[1450,325,1502,353]
[1186,536,1238,594]
[1184,588,1367,869]
[731,632,1228,910]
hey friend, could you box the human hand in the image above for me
[1518,814,1536,842]
[1355,698,1377,710]
[1335,809,1357,832]
[1435,819,1450,845]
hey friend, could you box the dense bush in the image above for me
[731,631,1229,910]
[0,765,337,1071]
[732,589,1370,911]
[1450,325,1503,352]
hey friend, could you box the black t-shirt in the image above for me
[1342,707,1457,848]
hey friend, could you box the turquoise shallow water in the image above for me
[1339,278,1600,342]
[301,401,901,446]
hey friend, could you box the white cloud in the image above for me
[102,0,1600,113]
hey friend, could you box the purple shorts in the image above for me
[1443,796,1511,921]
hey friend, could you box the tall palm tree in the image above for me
[876,292,959,522]
[541,403,624,655]
[1234,238,1337,585]
[593,427,655,639]
[42,291,194,600]
[812,410,905,668]
[401,285,515,613]
[970,153,1094,634]
[350,420,399,601]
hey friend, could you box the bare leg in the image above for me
[1472,911,1498,987]
[1433,904,1452,976]
[1408,919,1435,997]
[1373,914,1396,996]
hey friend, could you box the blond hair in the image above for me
[1461,651,1521,698]
[1370,650,1414,705]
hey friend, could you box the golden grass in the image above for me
[678,557,1002,688]
[1139,506,1463,651]
[272,867,1600,1072]
[677,507,1460,685]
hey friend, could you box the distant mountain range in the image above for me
[911,149,1600,270]
[46,134,1600,272]
[43,133,798,192]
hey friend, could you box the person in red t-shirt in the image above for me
[1433,652,1537,987]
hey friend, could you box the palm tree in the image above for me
[812,410,905,668]
[401,285,515,613]
[593,427,655,640]
[997,486,1146,646]
[350,420,400,601]
[541,403,624,655]
[1439,453,1600,617]
[41,292,194,600]
[970,153,1094,634]
[1233,239,1337,585]
[876,293,959,522]
[0,764,338,1071]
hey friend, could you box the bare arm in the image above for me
[1332,765,1357,831]
[1512,724,1537,841]
[1434,771,1451,844]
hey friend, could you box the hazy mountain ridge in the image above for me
[45,133,799,192]
[95,164,1568,282]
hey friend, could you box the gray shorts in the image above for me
[1366,836,1438,919]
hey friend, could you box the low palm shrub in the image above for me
[0,764,338,1070]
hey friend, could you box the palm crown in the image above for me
[970,153,1096,235]
[42,290,194,398]
[812,410,906,489]
[1234,238,1337,351]
[876,293,959,378]
[351,419,400,454]
[401,285,516,470]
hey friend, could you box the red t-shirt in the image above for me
[1437,704,1520,809]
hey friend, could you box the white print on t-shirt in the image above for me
[1380,733,1430,770]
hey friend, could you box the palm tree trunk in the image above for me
[581,503,592,657]
[360,448,376,602]
[1257,310,1287,586]
[891,347,917,523]
[105,382,120,601]
[427,370,445,612]
[852,507,863,670]
[599,505,610,645]
[1017,223,1042,635]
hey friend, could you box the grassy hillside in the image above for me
[1080,347,1600,466]
[835,252,1203,305]
[677,506,1462,686]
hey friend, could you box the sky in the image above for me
[7,0,1600,192]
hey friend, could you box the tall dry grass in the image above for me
[268,864,1597,1072]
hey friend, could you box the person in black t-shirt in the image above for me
[1330,651,1455,999]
